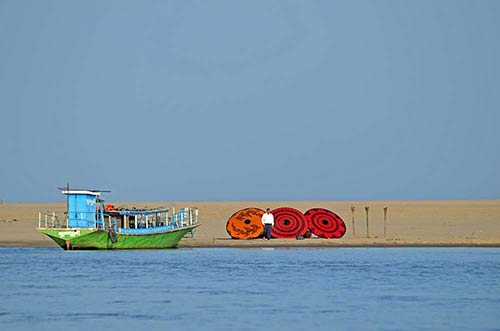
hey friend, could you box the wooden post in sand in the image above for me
[364,206,370,238]
[383,207,388,239]
[351,206,356,237]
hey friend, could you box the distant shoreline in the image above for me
[1,242,500,248]
[1,200,500,248]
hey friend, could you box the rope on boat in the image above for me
[108,229,118,243]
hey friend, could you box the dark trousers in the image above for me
[264,224,273,239]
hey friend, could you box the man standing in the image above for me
[261,208,274,240]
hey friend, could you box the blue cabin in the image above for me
[62,189,103,228]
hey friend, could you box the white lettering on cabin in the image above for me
[86,199,95,206]
[58,230,81,238]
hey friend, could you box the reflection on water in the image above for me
[0,247,499,331]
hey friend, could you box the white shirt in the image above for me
[261,212,274,226]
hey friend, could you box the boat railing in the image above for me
[38,208,198,231]
[38,210,116,230]
[171,207,199,228]
[38,211,62,228]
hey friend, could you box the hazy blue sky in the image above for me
[1,1,499,202]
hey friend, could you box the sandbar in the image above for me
[1,200,499,248]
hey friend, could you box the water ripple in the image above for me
[0,247,499,331]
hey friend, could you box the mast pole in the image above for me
[66,182,69,227]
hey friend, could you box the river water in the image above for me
[0,247,499,331]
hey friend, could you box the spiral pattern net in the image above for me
[304,208,346,238]
[226,207,265,239]
[271,207,308,238]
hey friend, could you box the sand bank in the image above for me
[1,200,500,248]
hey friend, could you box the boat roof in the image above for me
[58,188,110,196]
[118,208,170,216]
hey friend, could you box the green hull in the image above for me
[38,225,199,250]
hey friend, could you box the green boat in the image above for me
[37,187,200,250]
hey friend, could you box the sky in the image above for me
[1,0,499,203]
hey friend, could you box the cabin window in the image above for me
[128,216,136,229]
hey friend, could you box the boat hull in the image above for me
[37,225,199,250]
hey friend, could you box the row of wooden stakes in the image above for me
[350,206,389,238]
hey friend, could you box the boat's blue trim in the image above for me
[118,225,174,235]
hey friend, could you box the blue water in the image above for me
[0,247,499,331]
